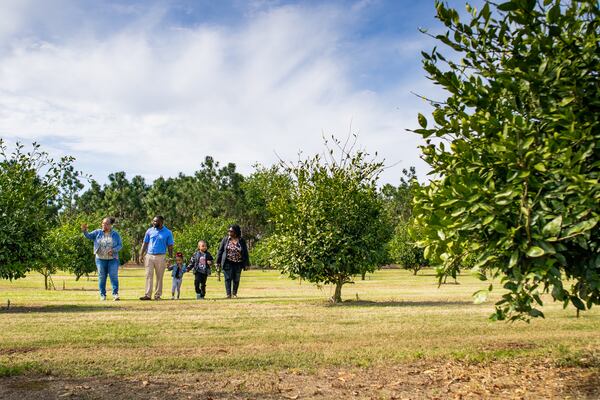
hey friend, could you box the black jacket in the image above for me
[188,250,214,275]
[216,236,250,268]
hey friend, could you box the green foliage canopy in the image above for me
[412,0,600,320]
[0,141,79,280]
[173,217,233,262]
[388,220,428,275]
[268,137,392,302]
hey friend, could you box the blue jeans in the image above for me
[96,258,119,296]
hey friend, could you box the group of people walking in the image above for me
[81,216,250,301]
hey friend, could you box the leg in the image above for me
[144,255,154,298]
[194,273,201,294]
[154,254,166,299]
[96,258,108,298]
[200,274,208,298]
[232,266,242,296]
[171,277,177,298]
[107,259,119,296]
[223,267,232,297]
[176,278,183,298]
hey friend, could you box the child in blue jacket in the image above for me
[167,252,187,300]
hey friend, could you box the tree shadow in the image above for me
[328,300,474,308]
[0,304,127,314]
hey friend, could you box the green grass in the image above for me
[1,267,599,377]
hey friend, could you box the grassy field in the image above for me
[1,267,599,399]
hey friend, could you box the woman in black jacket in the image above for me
[216,224,250,298]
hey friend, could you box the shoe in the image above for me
[154,296,161,300]
[139,296,151,301]
[171,296,175,300]
[226,295,232,299]
[100,295,106,301]
[113,294,120,301]
[232,294,238,298]
[196,294,202,300]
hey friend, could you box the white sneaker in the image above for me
[113,294,120,301]
[100,295,106,301]
[171,296,175,300]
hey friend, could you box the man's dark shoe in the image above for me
[139,296,151,301]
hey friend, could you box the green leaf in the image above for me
[542,215,562,237]
[559,97,574,106]
[571,296,585,311]
[418,113,428,128]
[528,309,545,318]
[547,4,561,23]
[526,246,545,258]
[565,218,598,237]
[533,163,547,172]
[497,1,518,11]
[508,250,519,268]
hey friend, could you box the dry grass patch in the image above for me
[1,268,599,398]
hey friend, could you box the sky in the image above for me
[0,0,482,186]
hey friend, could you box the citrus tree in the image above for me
[388,220,428,275]
[0,141,79,280]
[412,0,600,320]
[269,137,392,302]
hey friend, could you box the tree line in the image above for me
[0,138,424,295]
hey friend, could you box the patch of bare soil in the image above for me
[0,359,598,400]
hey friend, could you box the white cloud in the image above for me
[0,1,437,185]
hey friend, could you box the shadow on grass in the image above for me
[328,300,474,308]
[0,304,127,314]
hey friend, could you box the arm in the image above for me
[111,232,123,255]
[140,242,149,260]
[140,230,150,260]
[167,231,174,259]
[187,254,196,271]
[216,238,226,266]
[241,238,250,268]
[81,225,96,240]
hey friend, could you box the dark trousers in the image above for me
[194,273,208,297]
[223,262,243,296]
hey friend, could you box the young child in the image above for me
[167,252,187,300]
[188,240,214,299]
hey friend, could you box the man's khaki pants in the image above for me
[144,254,166,299]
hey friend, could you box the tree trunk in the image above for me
[413,267,419,275]
[44,274,49,290]
[361,271,366,281]
[332,277,344,303]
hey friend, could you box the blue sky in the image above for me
[0,0,482,185]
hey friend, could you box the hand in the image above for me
[81,223,88,232]
[108,249,113,257]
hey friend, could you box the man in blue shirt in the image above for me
[139,215,174,300]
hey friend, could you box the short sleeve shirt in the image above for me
[144,226,174,255]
